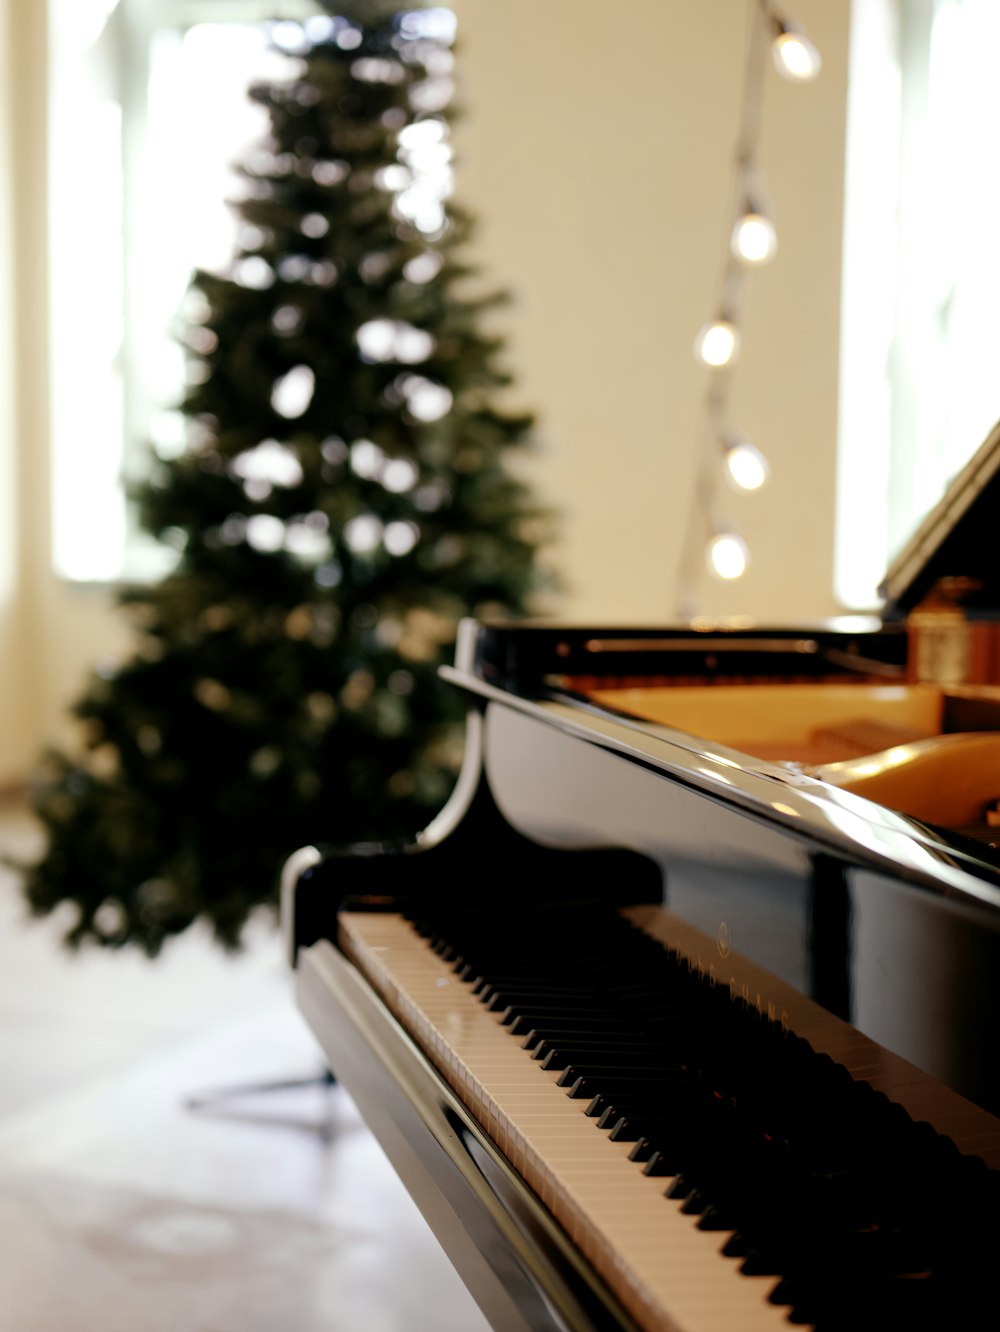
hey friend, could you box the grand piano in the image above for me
[283,423,1000,1331]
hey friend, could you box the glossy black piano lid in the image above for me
[880,416,1000,615]
[459,619,909,691]
[438,626,1000,1119]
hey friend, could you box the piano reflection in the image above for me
[282,423,1000,1331]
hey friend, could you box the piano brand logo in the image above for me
[729,976,788,1031]
[685,942,790,1031]
[716,920,731,959]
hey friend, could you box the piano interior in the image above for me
[580,680,1000,832]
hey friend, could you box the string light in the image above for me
[675,0,820,618]
[731,207,777,265]
[723,436,769,491]
[708,533,749,581]
[771,22,822,82]
[694,316,741,368]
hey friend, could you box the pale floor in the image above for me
[0,801,490,1332]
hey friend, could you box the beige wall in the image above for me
[1,0,851,786]
[1,0,133,787]
[0,0,34,786]
[454,0,849,624]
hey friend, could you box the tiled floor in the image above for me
[0,801,490,1331]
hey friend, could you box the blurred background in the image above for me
[2,2,1000,1325]
[2,0,998,792]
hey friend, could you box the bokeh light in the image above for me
[694,318,740,368]
[707,533,749,581]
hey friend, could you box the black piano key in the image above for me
[498,1003,590,1026]
[596,1106,635,1132]
[518,1023,638,1050]
[720,1231,752,1258]
[607,1117,643,1141]
[740,1248,783,1277]
[511,1014,624,1038]
[534,1036,663,1068]
[696,1204,739,1231]
[679,1188,713,1216]
[665,1174,697,1200]
[555,1060,695,1087]
[642,1152,672,1177]
[479,983,598,1010]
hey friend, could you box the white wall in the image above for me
[453,0,849,624]
[1,0,851,786]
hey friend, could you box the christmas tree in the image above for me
[25,0,545,954]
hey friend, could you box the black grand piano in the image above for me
[283,423,1000,1331]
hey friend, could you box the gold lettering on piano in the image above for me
[723,973,785,1031]
[716,919,731,958]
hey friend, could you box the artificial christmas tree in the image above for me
[26,0,546,954]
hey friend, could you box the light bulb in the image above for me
[731,212,777,265]
[708,533,748,581]
[694,318,740,368]
[772,29,822,82]
[724,440,769,491]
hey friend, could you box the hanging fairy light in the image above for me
[694,315,741,368]
[723,436,769,491]
[676,0,820,618]
[708,533,749,581]
[770,20,822,82]
[731,206,777,265]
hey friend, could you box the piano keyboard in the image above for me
[339,904,999,1332]
[341,909,792,1332]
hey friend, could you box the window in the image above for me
[837,0,1000,608]
[49,0,311,581]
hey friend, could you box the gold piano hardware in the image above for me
[907,576,1000,686]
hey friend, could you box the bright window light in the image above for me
[48,1,306,582]
[49,2,126,581]
[837,0,1000,609]
[48,1,454,582]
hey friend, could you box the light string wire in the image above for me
[674,0,818,621]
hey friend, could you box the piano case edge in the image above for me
[297,938,644,1332]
